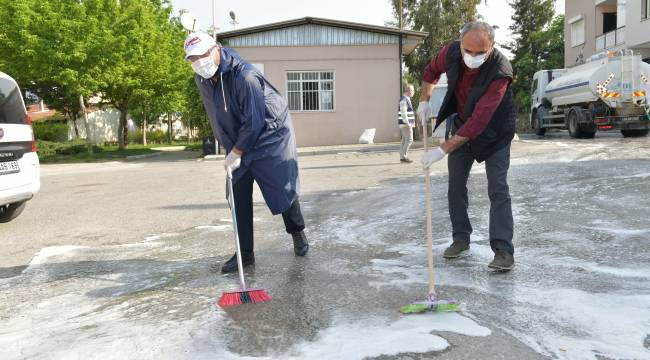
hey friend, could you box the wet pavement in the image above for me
[1,133,649,359]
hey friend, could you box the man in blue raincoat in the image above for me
[184,32,309,274]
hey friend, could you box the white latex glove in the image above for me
[421,147,446,169]
[416,101,432,125]
[224,151,241,175]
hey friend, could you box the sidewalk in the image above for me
[202,138,442,160]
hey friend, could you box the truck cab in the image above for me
[530,69,566,135]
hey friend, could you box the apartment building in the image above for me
[565,0,650,67]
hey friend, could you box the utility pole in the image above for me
[212,0,218,41]
[398,0,403,98]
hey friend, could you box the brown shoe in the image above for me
[488,250,514,271]
[400,158,413,163]
[443,240,470,258]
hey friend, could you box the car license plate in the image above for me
[0,161,20,175]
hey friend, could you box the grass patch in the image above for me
[37,140,202,164]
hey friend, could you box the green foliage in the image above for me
[127,129,168,144]
[127,130,143,144]
[507,0,564,112]
[0,0,193,149]
[32,121,69,142]
[36,140,102,158]
[147,130,167,143]
[183,77,213,137]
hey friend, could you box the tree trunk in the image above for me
[118,107,128,150]
[143,114,147,146]
[72,112,80,138]
[79,95,93,154]
[167,112,172,144]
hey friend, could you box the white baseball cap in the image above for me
[183,32,216,59]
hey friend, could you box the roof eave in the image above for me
[217,17,428,40]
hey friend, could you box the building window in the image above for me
[286,71,335,112]
[644,0,650,19]
[571,18,585,47]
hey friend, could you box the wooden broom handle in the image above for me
[423,118,436,296]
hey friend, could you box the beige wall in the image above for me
[565,0,596,68]
[229,45,401,147]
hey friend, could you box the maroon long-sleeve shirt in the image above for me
[423,43,510,140]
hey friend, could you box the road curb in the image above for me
[125,152,164,161]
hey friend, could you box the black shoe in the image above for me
[400,158,413,163]
[292,231,309,256]
[443,240,470,258]
[488,250,514,271]
[221,252,255,274]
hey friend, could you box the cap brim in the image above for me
[184,46,212,60]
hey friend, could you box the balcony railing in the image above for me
[596,27,626,51]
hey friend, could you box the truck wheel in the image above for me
[0,201,27,223]
[567,109,582,138]
[621,129,650,137]
[533,112,546,136]
[582,131,596,139]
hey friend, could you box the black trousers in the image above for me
[230,170,305,253]
[447,143,514,254]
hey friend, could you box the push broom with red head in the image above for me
[217,171,271,308]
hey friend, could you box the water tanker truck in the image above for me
[530,49,650,138]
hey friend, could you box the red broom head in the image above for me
[217,289,271,308]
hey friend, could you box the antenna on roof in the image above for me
[229,11,239,29]
[180,12,199,33]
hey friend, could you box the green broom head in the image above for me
[399,293,460,314]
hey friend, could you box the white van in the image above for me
[0,72,40,222]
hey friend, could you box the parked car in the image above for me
[0,71,40,222]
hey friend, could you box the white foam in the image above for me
[144,235,161,242]
[194,225,232,231]
[143,233,180,242]
[285,314,490,359]
[534,254,650,279]
[589,226,649,237]
[28,245,88,266]
[0,293,234,360]
[513,289,650,360]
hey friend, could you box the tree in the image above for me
[129,3,192,145]
[507,0,563,111]
[182,76,212,138]
[0,0,192,149]
[391,0,482,83]
[0,0,102,149]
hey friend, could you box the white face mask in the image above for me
[191,49,218,79]
[463,52,488,69]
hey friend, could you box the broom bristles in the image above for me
[217,289,271,308]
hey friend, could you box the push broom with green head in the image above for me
[400,116,460,314]
[217,171,271,308]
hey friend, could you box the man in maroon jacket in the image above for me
[417,21,516,271]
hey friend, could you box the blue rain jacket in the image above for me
[194,47,299,215]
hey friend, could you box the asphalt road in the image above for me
[1,131,649,359]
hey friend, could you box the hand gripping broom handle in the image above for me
[227,171,247,289]
[422,117,436,297]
